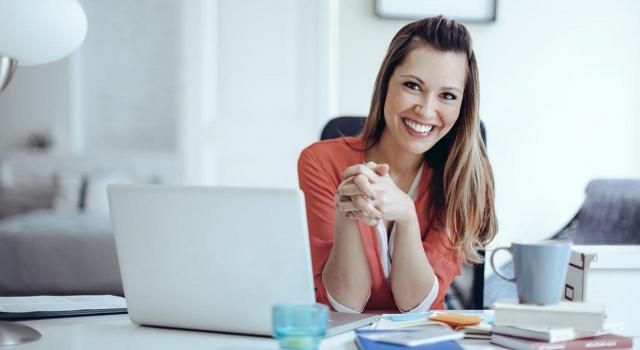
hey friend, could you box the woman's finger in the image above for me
[352,195,382,219]
[340,163,380,182]
[353,210,379,226]
[338,175,355,185]
[365,161,378,170]
[336,199,359,212]
[374,163,390,176]
[352,174,376,198]
[335,177,355,204]
[337,182,369,197]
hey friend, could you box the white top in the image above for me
[327,166,439,313]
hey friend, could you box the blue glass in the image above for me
[272,303,329,350]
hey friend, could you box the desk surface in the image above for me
[10,314,493,350]
[11,314,640,350]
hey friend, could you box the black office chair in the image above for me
[552,179,640,244]
[320,116,367,140]
[320,116,488,309]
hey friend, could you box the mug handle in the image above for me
[490,246,516,282]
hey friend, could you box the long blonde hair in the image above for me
[361,16,497,263]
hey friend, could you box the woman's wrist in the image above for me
[396,197,418,228]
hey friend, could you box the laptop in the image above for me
[107,185,379,337]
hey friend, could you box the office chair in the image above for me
[552,179,640,244]
[320,116,367,140]
[320,116,488,309]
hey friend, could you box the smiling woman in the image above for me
[381,45,467,156]
[297,16,497,314]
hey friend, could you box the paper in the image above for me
[384,311,433,322]
[380,311,493,324]
[0,295,126,313]
[373,311,494,335]
[373,318,435,330]
[439,310,494,324]
[428,313,482,328]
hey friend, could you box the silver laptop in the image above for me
[107,185,379,337]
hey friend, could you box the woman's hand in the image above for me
[335,169,381,226]
[336,162,416,225]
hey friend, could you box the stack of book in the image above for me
[354,312,493,349]
[491,300,633,350]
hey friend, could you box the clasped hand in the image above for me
[335,162,414,226]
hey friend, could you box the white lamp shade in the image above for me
[0,0,87,66]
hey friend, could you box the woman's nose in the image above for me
[415,95,437,120]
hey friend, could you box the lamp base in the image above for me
[0,56,18,92]
[0,321,42,346]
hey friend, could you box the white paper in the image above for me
[0,295,126,313]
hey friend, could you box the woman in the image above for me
[298,16,497,313]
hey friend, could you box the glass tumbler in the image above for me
[272,303,329,350]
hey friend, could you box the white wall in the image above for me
[336,0,640,251]
[0,59,72,152]
[76,0,182,153]
[0,0,182,156]
[179,0,335,187]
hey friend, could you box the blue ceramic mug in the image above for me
[490,240,572,305]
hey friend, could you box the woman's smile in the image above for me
[401,117,437,138]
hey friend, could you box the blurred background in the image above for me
[0,0,638,277]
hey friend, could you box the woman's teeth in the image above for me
[403,119,433,133]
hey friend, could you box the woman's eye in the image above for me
[403,81,421,92]
[441,92,457,101]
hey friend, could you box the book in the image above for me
[361,328,464,347]
[373,311,493,340]
[355,330,463,350]
[0,295,127,320]
[491,322,624,343]
[490,333,633,350]
[493,300,606,331]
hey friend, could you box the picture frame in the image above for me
[376,0,497,22]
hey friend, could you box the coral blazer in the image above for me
[297,136,461,311]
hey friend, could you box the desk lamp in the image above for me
[0,0,86,345]
[0,0,86,91]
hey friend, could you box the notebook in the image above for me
[355,330,463,350]
[0,295,127,320]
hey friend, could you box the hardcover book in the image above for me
[355,330,463,350]
[490,333,633,350]
[493,300,606,331]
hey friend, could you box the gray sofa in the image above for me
[0,150,176,297]
[0,210,123,296]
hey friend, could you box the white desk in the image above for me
[10,314,505,350]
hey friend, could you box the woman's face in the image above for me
[383,44,467,156]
